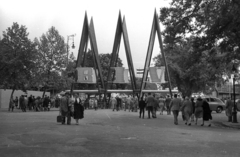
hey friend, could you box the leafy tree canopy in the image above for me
[156,0,240,96]
[160,0,240,61]
[0,22,37,93]
[34,26,67,94]
[154,37,222,96]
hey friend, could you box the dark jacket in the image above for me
[43,97,50,107]
[60,96,70,117]
[202,100,212,121]
[139,100,146,108]
[146,95,155,107]
[73,98,84,119]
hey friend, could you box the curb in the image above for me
[213,121,240,129]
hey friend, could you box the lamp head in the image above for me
[72,42,75,49]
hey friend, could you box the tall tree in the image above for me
[157,0,240,96]
[154,37,223,96]
[0,22,37,109]
[34,26,67,96]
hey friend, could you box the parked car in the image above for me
[202,97,226,113]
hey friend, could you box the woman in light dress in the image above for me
[181,97,193,125]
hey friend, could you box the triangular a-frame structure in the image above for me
[105,12,137,95]
[72,12,105,94]
[140,10,172,98]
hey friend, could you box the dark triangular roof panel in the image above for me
[74,13,105,91]
[105,12,137,95]
[140,10,172,98]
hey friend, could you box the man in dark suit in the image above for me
[59,92,71,125]
[146,93,154,119]
[169,94,182,125]
[139,97,146,118]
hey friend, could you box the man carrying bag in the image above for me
[59,92,71,125]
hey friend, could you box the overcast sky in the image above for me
[0,0,171,69]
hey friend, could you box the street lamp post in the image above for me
[66,34,76,67]
[232,64,238,123]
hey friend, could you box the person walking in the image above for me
[34,96,40,112]
[110,97,117,111]
[32,96,36,111]
[159,96,165,115]
[194,96,203,125]
[55,96,60,108]
[169,94,182,125]
[146,93,154,119]
[59,92,71,125]
[225,97,233,122]
[84,97,89,109]
[129,96,134,112]
[93,97,98,111]
[19,95,24,112]
[116,96,121,111]
[139,97,146,119]
[89,98,94,109]
[43,95,49,111]
[190,97,195,122]
[9,96,15,112]
[202,99,212,127]
[133,95,138,112]
[125,96,131,111]
[14,96,19,109]
[23,95,28,112]
[73,94,84,125]
[152,95,158,118]
[165,95,171,115]
[181,97,193,126]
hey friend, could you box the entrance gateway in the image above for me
[69,10,174,99]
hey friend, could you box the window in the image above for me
[210,98,215,102]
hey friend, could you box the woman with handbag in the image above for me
[73,93,84,125]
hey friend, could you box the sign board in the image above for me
[77,67,96,83]
[112,67,129,83]
[149,67,166,83]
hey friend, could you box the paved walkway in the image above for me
[1,108,240,157]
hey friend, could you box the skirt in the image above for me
[194,108,203,118]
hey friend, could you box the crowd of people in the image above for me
[143,93,213,126]
[57,92,214,126]
[9,91,237,127]
[8,94,60,112]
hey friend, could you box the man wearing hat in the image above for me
[59,92,71,125]
[169,93,182,125]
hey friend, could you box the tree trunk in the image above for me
[179,86,192,98]
[42,87,46,98]
[8,88,15,111]
[42,70,50,98]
